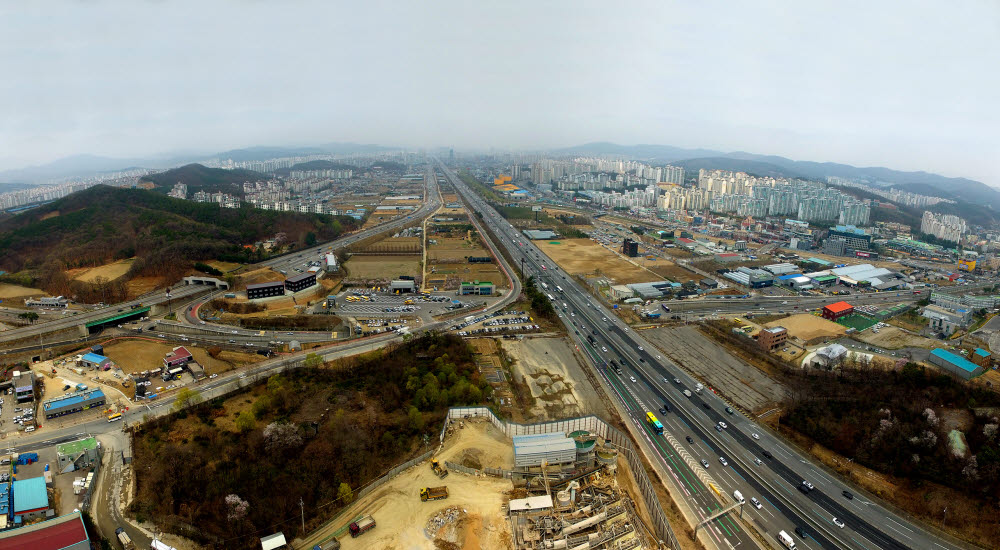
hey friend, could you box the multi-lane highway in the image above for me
[441,161,962,550]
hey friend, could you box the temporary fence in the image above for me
[442,406,680,550]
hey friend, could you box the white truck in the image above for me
[695,383,704,394]
[732,490,745,504]
[683,389,692,398]
[778,530,796,549]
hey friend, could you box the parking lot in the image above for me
[450,310,541,336]
[0,386,35,436]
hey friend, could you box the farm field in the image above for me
[343,255,422,280]
[0,283,46,298]
[535,239,660,284]
[68,258,134,282]
[765,314,847,342]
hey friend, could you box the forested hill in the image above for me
[0,185,358,292]
[140,163,269,195]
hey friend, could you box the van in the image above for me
[733,490,745,504]
[778,530,796,549]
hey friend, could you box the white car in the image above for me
[209,374,218,379]
[719,456,728,466]
[601,346,607,352]
[751,432,760,440]
[24,426,35,433]
[718,421,728,429]
[629,376,637,383]
[833,517,845,529]
[750,497,762,509]
[638,346,644,351]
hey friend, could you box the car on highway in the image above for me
[719,456,728,466]
[210,374,218,379]
[762,450,773,459]
[686,436,693,443]
[754,458,763,466]
[637,345,643,351]
[715,425,722,432]
[673,378,681,384]
[658,407,666,415]
[725,406,734,414]
[718,421,727,429]
[751,432,760,440]
[702,403,710,410]
[833,517,845,528]
[750,497,762,509]
[842,490,854,500]
[701,459,710,469]
[601,346,607,352]
[629,376,636,383]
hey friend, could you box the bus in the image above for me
[107,413,122,423]
[645,412,663,434]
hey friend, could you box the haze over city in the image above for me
[2,1,998,184]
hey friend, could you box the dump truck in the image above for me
[115,527,135,550]
[420,486,449,502]
[312,537,341,550]
[349,515,376,538]
[431,460,449,478]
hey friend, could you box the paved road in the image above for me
[442,160,966,550]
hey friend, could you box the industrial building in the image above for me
[626,281,680,299]
[513,433,577,468]
[922,305,971,336]
[822,301,854,321]
[523,229,558,240]
[56,437,100,473]
[284,272,316,293]
[246,281,285,300]
[459,281,494,295]
[78,353,110,370]
[757,326,787,351]
[721,267,774,288]
[163,346,193,368]
[12,476,49,521]
[324,254,339,272]
[390,279,417,293]
[714,252,741,263]
[762,263,798,275]
[0,511,90,550]
[700,278,718,289]
[929,348,985,380]
[42,389,106,419]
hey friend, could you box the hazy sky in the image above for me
[2,1,998,183]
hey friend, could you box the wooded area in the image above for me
[130,333,490,549]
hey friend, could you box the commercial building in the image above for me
[822,301,854,321]
[42,389,106,419]
[163,346,193,368]
[78,353,110,370]
[921,305,972,336]
[0,511,90,550]
[284,272,316,293]
[513,432,577,468]
[828,225,872,250]
[722,267,774,288]
[13,371,33,402]
[12,476,49,521]
[523,229,558,240]
[246,281,285,300]
[56,437,100,473]
[24,296,69,308]
[757,327,787,351]
[621,238,639,257]
[459,281,494,295]
[929,348,984,380]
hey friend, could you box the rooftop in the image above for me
[0,511,88,550]
[975,348,991,358]
[246,281,284,290]
[43,388,105,411]
[285,272,315,284]
[824,301,853,314]
[80,353,107,363]
[57,437,97,456]
[764,326,787,334]
[509,495,554,513]
[13,476,48,513]
[931,348,982,374]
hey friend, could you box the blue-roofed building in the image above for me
[12,476,49,520]
[78,353,110,370]
[928,349,985,380]
[42,389,106,419]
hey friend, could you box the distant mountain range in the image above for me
[557,142,1000,211]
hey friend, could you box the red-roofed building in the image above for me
[822,301,854,321]
[164,346,193,368]
[0,511,90,550]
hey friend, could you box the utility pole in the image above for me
[300,497,305,533]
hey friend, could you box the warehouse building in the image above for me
[42,389,106,419]
[822,301,854,321]
[929,348,984,380]
[324,254,339,272]
[459,281,494,295]
[763,263,798,276]
[284,272,316,293]
[700,278,719,289]
[0,510,89,550]
[523,229,558,240]
[246,281,285,300]
[513,432,577,468]
[12,476,49,521]
[390,279,417,293]
[24,296,69,308]
[78,353,110,370]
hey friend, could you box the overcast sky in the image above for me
[1,1,998,184]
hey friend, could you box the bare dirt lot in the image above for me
[68,259,134,282]
[299,419,514,550]
[237,266,285,287]
[647,263,697,283]
[0,283,46,298]
[535,239,660,284]
[502,336,611,421]
[765,314,846,343]
[344,255,422,280]
[102,338,264,376]
[644,326,790,413]
[852,325,940,349]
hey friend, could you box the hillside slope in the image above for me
[140,163,269,195]
[0,185,358,299]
